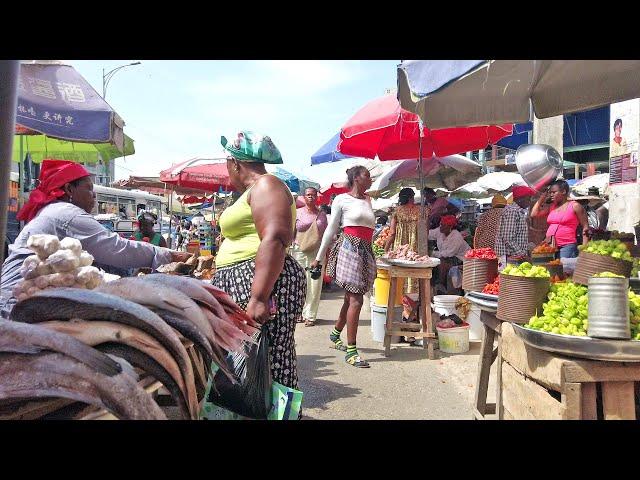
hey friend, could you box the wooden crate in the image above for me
[501,323,640,420]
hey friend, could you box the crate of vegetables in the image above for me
[462,248,498,293]
[572,240,633,285]
[496,262,551,324]
[531,242,557,264]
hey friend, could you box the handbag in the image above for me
[297,215,322,254]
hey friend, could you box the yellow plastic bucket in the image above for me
[374,268,405,306]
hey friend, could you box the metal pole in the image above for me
[168,187,173,249]
[0,60,20,273]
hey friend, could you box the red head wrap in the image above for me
[512,186,537,200]
[440,215,457,228]
[17,159,91,222]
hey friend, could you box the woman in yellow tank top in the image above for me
[209,131,305,395]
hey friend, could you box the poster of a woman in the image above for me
[610,99,639,158]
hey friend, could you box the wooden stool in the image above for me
[501,322,640,420]
[472,307,503,420]
[383,265,436,359]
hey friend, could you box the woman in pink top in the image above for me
[531,179,590,258]
[292,187,328,326]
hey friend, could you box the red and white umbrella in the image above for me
[159,157,234,192]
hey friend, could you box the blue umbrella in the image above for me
[270,167,320,194]
[16,61,125,148]
[311,132,354,165]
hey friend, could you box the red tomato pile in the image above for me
[482,276,500,295]
[465,248,497,260]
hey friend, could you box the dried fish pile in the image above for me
[4,274,259,420]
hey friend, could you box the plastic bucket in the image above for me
[370,304,402,343]
[432,295,462,317]
[436,324,470,353]
[374,268,404,306]
[466,305,483,342]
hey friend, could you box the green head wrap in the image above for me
[221,131,283,164]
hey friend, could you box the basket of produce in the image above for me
[572,240,633,285]
[496,262,550,324]
[525,275,640,340]
[461,248,498,292]
[531,241,557,264]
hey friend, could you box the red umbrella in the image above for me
[159,157,234,192]
[337,94,513,160]
[317,182,349,206]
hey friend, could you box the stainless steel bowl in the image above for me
[515,144,563,192]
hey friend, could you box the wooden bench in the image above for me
[501,322,640,420]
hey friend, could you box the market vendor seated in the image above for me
[428,215,470,293]
[0,159,190,318]
[134,211,167,248]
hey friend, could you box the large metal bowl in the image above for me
[515,144,563,192]
[512,323,640,362]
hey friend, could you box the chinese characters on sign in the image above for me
[17,104,74,127]
[20,76,87,103]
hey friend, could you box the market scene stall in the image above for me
[2,59,640,420]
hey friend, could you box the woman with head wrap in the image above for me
[310,165,375,368]
[428,215,470,293]
[384,187,421,293]
[473,194,507,250]
[134,211,167,248]
[0,159,190,318]
[212,131,305,390]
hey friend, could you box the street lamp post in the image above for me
[102,61,141,99]
[101,61,141,187]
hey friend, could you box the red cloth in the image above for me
[512,186,537,200]
[344,226,373,242]
[440,215,458,227]
[17,159,90,222]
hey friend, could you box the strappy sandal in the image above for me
[346,354,370,368]
[330,336,347,351]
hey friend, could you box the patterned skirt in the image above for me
[327,233,376,295]
[212,255,306,390]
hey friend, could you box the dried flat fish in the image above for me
[11,288,197,419]
[37,320,194,419]
[0,352,166,420]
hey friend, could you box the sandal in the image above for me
[346,354,370,368]
[304,319,315,327]
[295,317,305,323]
[329,335,347,351]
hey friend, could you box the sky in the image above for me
[72,60,400,185]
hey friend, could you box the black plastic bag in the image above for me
[207,324,272,419]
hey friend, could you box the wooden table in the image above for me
[501,323,640,420]
[471,302,503,420]
[379,264,436,359]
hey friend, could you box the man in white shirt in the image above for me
[428,215,470,293]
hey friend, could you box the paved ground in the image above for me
[296,288,498,420]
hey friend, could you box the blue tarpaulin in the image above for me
[496,105,610,151]
[311,133,354,165]
[16,63,124,148]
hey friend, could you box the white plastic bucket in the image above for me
[436,324,470,353]
[466,305,483,342]
[370,304,402,343]
[432,295,462,317]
